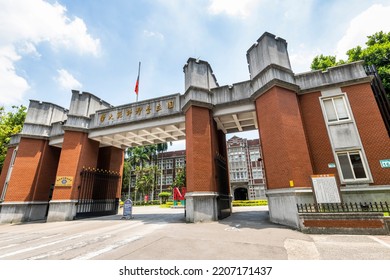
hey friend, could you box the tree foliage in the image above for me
[311,31,390,96]
[172,167,186,188]
[310,54,343,71]
[0,105,27,173]
[122,143,170,200]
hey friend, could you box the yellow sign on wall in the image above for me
[55,176,73,187]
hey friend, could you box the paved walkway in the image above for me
[0,206,389,260]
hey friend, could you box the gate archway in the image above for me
[1,32,388,230]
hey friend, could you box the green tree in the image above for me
[347,31,390,95]
[0,105,27,173]
[123,146,150,200]
[311,31,390,96]
[173,167,186,188]
[310,54,343,71]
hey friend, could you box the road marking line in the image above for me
[368,236,390,249]
[72,235,142,260]
[27,234,112,260]
[0,234,83,259]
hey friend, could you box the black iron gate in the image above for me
[215,153,231,219]
[76,168,120,218]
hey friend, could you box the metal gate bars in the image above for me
[76,167,121,218]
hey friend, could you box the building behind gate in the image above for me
[0,32,389,230]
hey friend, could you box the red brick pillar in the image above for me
[0,138,60,223]
[185,106,231,222]
[47,130,100,221]
[97,146,125,198]
[255,86,313,189]
[186,106,216,193]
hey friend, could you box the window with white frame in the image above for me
[175,157,185,168]
[252,168,263,179]
[322,96,350,122]
[336,150,368,181]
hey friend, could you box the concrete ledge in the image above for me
[0,201,48,224]
[46,200,77,222]
[299,213,390,235]
[185,192,219,223]
[266,188,313,229]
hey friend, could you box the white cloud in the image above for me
[55,69,82,91]
[289,44,324,73]
[0,0,100,105]
[143,30,165,40]
[336,4,390,59]
[208,0,259,19]
[0,46,30,105]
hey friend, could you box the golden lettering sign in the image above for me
[96,95,179,127]
[136,107,143,115]
[167,100,174,109]
[55,176,73,187]
[146,105,152,114]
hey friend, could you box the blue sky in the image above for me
[1,0,390,148]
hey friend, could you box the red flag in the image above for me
[134,75,139,95]
[134,62,141,96]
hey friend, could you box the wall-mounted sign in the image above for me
[55,176,73,187]
[328,163,336,168]
[380,159,390,168]
[95,94,180,127]
[311,174,341,204]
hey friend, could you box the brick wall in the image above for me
[31,145,61,201]
[185,106,217,193]
[52,131,100,200]
[3,138,59,202]
[299,91,337,177]
[342,83,390,185]
[255,86,313,189]
[97,146,124,197]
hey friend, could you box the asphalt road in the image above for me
[0,206,389,260]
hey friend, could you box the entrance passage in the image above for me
[76,168,121,218]
[234,187,248,200]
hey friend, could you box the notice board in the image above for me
[310,174,341,203]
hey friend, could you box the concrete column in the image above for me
[47,131,100,222]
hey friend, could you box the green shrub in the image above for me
[232,200,268,207]
[158,192,172,204]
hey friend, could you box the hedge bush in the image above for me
[232,200,268,207]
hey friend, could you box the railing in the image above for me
[297,202,389,213]
[76,167,121,218]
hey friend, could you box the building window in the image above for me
[322,96,350,122]
[250,150,260,162]
[336,151,368,181]
[175,157,185,168]
[252,168,263,179]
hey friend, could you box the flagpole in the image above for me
[135,61,141,102]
